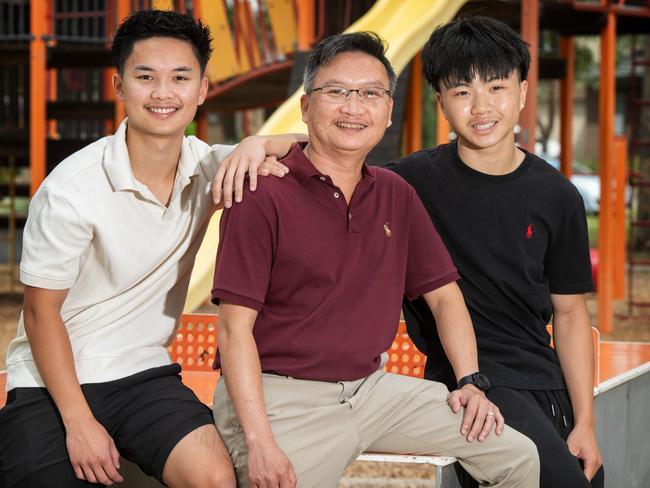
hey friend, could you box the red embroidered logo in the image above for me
[525,224,533,239]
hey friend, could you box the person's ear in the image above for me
[113,73,125,101]
[300,93,311,124]
[198,75,208,106]
[519,80,528,110]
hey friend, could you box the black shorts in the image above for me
[0,363,214,487]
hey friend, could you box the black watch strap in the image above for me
[457,372,490,392]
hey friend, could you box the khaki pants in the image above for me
[213,370,539,488]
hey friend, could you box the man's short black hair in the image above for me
[421,16,530,91]
[303,32,397,94]
[112,9,213,74]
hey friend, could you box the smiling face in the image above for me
[300,51,393,159]
[437,70,527,157]
[113,36,208,141]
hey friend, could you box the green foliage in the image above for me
[422,82,438,149]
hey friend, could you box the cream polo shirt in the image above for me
[6,119,234,389]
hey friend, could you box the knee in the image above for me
[505,432,540,485]
[183,470,236,488]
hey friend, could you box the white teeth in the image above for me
[474,121,495,130]
[336,122,365,129]
[148,107,177,114]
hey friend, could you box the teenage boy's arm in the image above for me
[23,286,123,486]
[212,134,307,208]
[423,282,505,442]
[551,293,602,480]
[218,301,297,488]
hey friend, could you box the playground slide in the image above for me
[184,0,467,311]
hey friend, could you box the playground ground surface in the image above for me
[0,269,648,487]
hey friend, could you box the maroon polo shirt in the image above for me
[212,143,459,381]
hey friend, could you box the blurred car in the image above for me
[540,154,601,214]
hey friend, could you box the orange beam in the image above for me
[597,11,616,333]
[30,0,48,195]
[297,0,315,50]
[519,0,539,152]
[559,36,574,178]
[405,55,422,154]
[613,136,627,300]
[436,103,450,145]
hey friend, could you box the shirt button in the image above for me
[348,213,352,219]
[333,192,340,199]
[319,176,326,182]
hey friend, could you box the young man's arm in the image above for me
[212,134,308,207]
[551,293,602,480]
[23,286,123,486]
[423,282,505,442]
[218,301,297,488]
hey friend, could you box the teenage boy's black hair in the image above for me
[421,16,530,91]
[303,32,397,94]
[112,10,213,74]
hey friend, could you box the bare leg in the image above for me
[162,424,236,488]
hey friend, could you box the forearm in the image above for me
[218,305,275,445]
[553,302,595,427]
[423,283,478,381]
[258,133,307,158]
[23,296,93,426]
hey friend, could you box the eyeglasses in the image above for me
[309,85,392,104]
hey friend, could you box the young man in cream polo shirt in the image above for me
[0,10,301,488]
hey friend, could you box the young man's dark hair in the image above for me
[111,9,213,74]
[302,31,397,94]
[421,15,530,91]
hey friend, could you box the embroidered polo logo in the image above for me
[526,224,533,239]
[384,222,392,238]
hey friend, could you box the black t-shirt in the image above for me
[391,142,594,390]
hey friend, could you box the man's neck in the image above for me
[304,143,366,203]
[125,127,183,204]
[457,139,526,176]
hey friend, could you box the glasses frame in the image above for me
[309,85,392,104]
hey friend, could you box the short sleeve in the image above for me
[405,187,459,300]
[546,199,594,294]
[20,188,93,290]
[211,187,276,311]
[199,144,237,181]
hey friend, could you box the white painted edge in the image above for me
[357,453,457,466]
[594,361,650,395]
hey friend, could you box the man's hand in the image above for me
[447,385,505,442]
[212,135,290,208]
[247,439,297,488]
[567,423,602,480]
[65,416,123,485]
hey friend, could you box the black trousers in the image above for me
[457,387,604,488]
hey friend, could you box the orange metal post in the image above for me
[436,103,450,145]
[405,56,422,154]
[30,0,47,194]
[48,70,58,139]
[197,111,209,142]
[519,0,539,152]
[613,136,627,300]
[559,36,574,178]
[597,11,616,333]
[297,0,315,50]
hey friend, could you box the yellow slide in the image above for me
[184,0,466,311]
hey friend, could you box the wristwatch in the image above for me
[457,372,491,392]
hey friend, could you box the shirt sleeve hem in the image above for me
[549,281,594,294]
[406,270,460,301]
[20,268,75,290]
[211,288,264,312]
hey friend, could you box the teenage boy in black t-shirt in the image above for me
[391,16,604,488]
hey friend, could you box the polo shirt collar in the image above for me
[286,142,378,185]
[104,118,199,194]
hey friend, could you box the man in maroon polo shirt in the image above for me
[210,32,540,488]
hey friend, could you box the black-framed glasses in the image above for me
[309,85,392,104]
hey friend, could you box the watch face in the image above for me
[473,373,490,391]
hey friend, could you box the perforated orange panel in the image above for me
[384,321,426,378]
[168,314,219,371]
